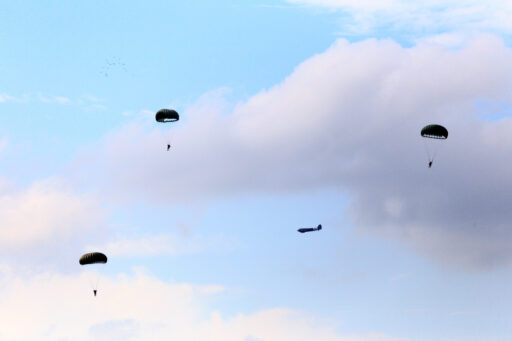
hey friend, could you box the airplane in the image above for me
[297,224,322,233]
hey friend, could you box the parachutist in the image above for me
[80,252,107,297]
[421,124,448,168]
[156,109,179,151]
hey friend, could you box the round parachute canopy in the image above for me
[155,109,179,123]
[421,124,448,139]
[80,252,108,265]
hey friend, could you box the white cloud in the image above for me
[0,92,107,110]
[0,137,8,152]
[0,267,407,340]
[0,178,103,248]
[54,96,71,104]
[0,93,28,103]
[80,94,105,103]
[285,0,512,36]
[36,92,72,104]
[76,34,512,269]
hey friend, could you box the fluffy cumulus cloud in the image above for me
[0,268,406,341]
[78,34,512,269]
[0,178,103,248]
[285,0,512,36]
[0,178,105,270]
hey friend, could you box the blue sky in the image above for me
[1,1,512,340]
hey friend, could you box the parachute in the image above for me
[155,109,179,123]
[155,109,179,150]
[80,252,107,296]
[421,124,448,168]
[80,252,108,265]
[421,125,448,139]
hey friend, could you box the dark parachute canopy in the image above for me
[421,124,448,139]
[155,109,179,123]
[79,252,108,265]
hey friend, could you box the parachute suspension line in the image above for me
[86,272,100,291]
[423,137,444,163]
[431,144,439,162]
[422,138,432,163]
[94,274,101,294]
[167,130,175,149]
[87,273,95,291]
[429,138,443,163]
[84,272,101,296]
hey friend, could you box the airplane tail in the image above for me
[317,224,322,230]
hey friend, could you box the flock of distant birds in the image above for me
[100,57,127,78]
[82,61,449,296]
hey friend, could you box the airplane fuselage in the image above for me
[297,224,322,233]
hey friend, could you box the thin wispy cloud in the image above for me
[36,92,71,104]
[0,137,8,152]
[448,311,478,317]
[285,0,512,36]
[0,93,29,103]
[88,233,237,258]
[0,92,107,110]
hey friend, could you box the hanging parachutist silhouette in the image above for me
[93,290,97,297]
[167,144,171,151]
[428,160,433,168]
